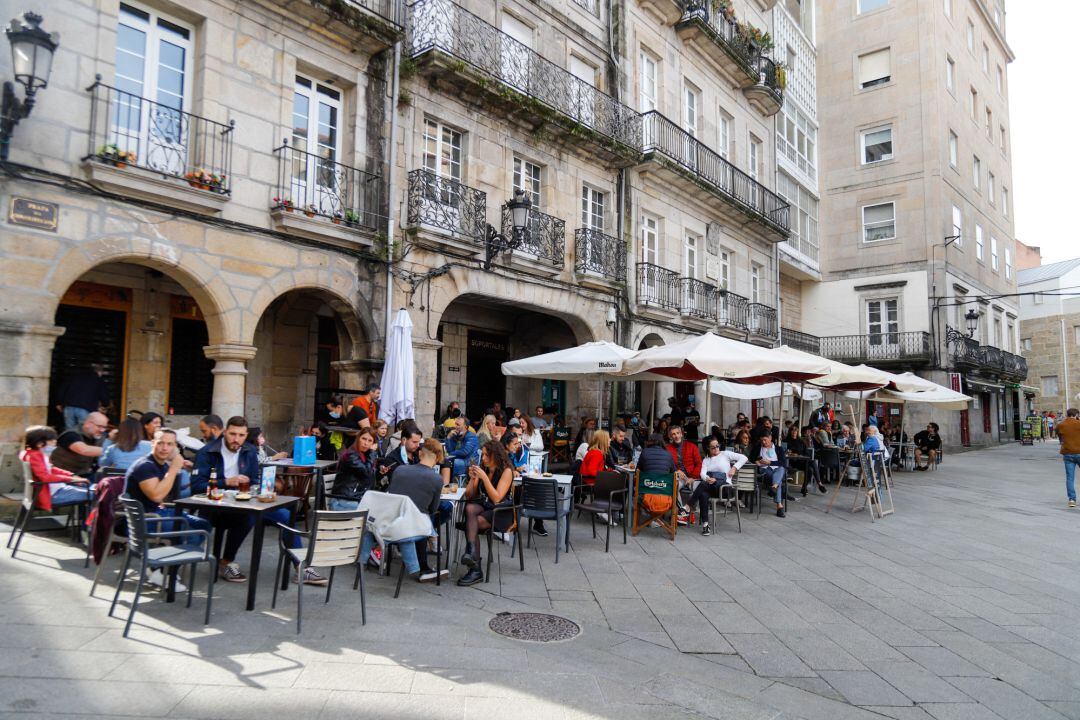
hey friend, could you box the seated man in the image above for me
[786,426,825,496]
[443,416,479,479]
[693,439,747,536]
[913,423,941,470]
[531,405,548,432]
[50,412,108,477]
[607,424,635,468]
[383,439,450,583]
[751,434,788,518]
[195,416,326,585]
[380,424,422,483]
[666,425,702,525]
[197,414,223,443]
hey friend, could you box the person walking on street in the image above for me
[1056,408,1080,508]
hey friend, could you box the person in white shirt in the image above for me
[692,439,747,536]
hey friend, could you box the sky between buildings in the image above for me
[1008,2,1077,266]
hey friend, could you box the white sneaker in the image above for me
[293,567,328,586]
[146,569,186,593]
[597,512,609,523]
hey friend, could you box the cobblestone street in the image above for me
[2,440,1078,720]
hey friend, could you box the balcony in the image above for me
[639,0,686,25]
[743,56,784,117]
[679,277,717,322]
[270,141,380,247]
[304,0,405,50]
[503,205,565,269]
[717,290,749,332]
[574,228,626,288]
[820,332,933,366]
[636,262,679,312]
[676,2,757,87]
[641,112,789,237]
[950,330,1028,381]
[405,168,487,254]
[407,0,642,165]
[748,303,777,338]
[83,78,234,215]
[779,327,820,355]
[1002,351,1028,381]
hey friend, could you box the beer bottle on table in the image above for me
[208,468,218,500]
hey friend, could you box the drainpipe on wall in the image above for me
[384,40,402,348]
[1062,318,1071,410]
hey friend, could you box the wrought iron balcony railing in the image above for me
[339,0,406,28]
[406,168,487,242]
[748,303,777,337]
[717,290,749,331]
[85,78,234,194]
[574,228,626,282]
[750,55,785,101]
[503,205,565,268]
[1003,351,1028,379]
[948,329,1029,379]
[273,140,380,230]
[821,331,932,364]
[679,277,717,319]
[679,0,758,79]
[641,111,789,233]
[637,262,679,310]
[407,0,642,152]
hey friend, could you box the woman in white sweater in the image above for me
[692,439,748,536]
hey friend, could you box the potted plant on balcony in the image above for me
[736,21,774,54]
[712,0,735,21]
[184,168,224,191]
[98,143,136,168]
[344,209,360,227]
[304,203,317,218]
[332,210,343,225]
[273,196,294,212]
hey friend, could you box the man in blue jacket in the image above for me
[750,433,789,518]
[443,416,479,479]
[194,416,326,585]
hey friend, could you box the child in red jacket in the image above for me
[19,426,90,512]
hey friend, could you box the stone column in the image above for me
[331,359,383,394]
[204,343,258,421]
[412,337,443,434]
[0,321,65,492]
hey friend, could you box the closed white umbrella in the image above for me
[379,309,415,427]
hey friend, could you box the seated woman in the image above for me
[501,431,529,475]
[20,425,90,511]
[310,422,341,461]
[731,429,752,457]
[457,441,515,586]
[100,417,152,471]
[579,429,611,487]
[785,425,825,496]
[140,412,164,442]
[693,439,747,536]
[248,427,287,463]
[750,434,788,518]
[476,414,498,446]
[329,428,378,510]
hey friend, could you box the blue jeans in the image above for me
[760,467,786,504]
[1064,454,1080,501]
[328,498,359,511]
[51,484,89,505]
[263,507,302,549]
[154,507,212,548]
[62,406,89,432]
[360,531,425,575]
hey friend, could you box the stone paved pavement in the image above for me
[1,440,1078,719]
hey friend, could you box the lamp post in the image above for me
[963,307,979,338]
[483,188,531,269]
[1,12,59,161]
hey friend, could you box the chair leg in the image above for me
[5,506,24,549]
[604,514,611,553]
[108,549,132,618]
[296,563,305,634]
[271,547,286,610]
[554,519,560,564]
[204,558,215,626]
[518,528,525,572]
[325,566,335,604]
[590,512,596,539]
[485,531,493,583]
[357,561,366,626]
[394,556,406,599]
[90,540,113,597]
[435,525,442,587]
[10,506,34,558]
[187,563,196,608]
[122,561,146,638]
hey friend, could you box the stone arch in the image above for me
[46,237,233,346]
[632,327,675,351]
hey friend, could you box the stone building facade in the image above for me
[1018,259,1080,414]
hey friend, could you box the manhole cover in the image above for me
[488,612,581,643]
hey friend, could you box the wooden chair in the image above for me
[275,466,317,530]
[631,471,678,540]
[549,427,571,464]
[272,508,368,634]
[8,461,92,558]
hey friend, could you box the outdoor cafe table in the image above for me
[173,493,300,611]
[261,457,337,510]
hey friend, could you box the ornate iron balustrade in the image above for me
[680,0,757,77]
[947,327,983,369]
[751,55,785,102]
[574,228,625,281]
[86,78,234,193]
[408,0,642,151]
[820,331,932,364]
[980,345,1004,372]
[717,290,749,330]
[780,327,821,354]
[1003,351,1028,379]
[679,277,717,319]
[406,168,487,242]
[748,303,777,337]
[641,111,789,233]
[340,0,405,28]
[273,140,380,230]
[637,262,679,310]
[503,205,565,268]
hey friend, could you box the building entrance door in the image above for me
[466,330,508,419]
[49,303,127,427]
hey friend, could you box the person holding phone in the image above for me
[457,441,514,586]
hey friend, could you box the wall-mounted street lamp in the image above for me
[1,12,59,161]
[963,307,980,337]
[483,188,531,269]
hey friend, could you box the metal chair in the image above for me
[574,470,628,552]
[8,461,92,558]
[520,476,572,563]
[272,508,368,634]
[700,478,742,534]
[108,496,215,638]
[734,466,761,518]
[275,467,317,530]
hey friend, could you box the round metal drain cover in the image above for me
[488,612,581,643]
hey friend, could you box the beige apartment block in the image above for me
[1018,259,1080,413]
[804,0,1025,449]
[0,0,398,487]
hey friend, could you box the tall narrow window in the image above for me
[967,19,975,52]
[867,298,899,347]
[944,0,952,17]
[750,263,761,303]
[639,214,661,304]
[975,224,984,260]
[862,202,896,242]
[640,213,658,265]
[972,155,981,189]
[748,135,762,180]
[982,44,990,72]
[1005,248,1013,279]
[969,88,978,119]
[985,108,993,138]
[719,249,731,290]
[639,51,658,112]
[988,172,996,204]
[683,83,699,138]
[946,56,955,91]
[718,112,731,159]
[292,75,342,207]
[991,235,999,270]
[500,13,533,83]
[997,65,1004,93]
[423,119,463,182]
[858,48,891,88]
[685,234,699,278]
[1000,125,1007,154]
[1002,187,1009,217]
[951,204,963,245]
[512,157,541,208]
[949,130,958,166]
[581,186,605,231]
[861,126,893,164]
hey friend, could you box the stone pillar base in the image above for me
[204,343,258,421]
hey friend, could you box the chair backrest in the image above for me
[278,467,317,499]
[552,427,570,445]
[118,495,150,559]
[593,470,625,502]
[305,509,368,568]
[521,477,559,513]
[21,461,34,510]
[734,465,758,491]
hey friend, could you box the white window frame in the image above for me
[946,56,955,92]
[982,43,990,73]
[685,233,699,279]
[718,111,731,159]
[639,51,658,113]
[750,263,761,303]
[1002,187,1009,217]
[862,201,896,242]
[967,19,975,52]
[683,82,699,138]
[860,125,893,164]
[719,248,731,290]
[513,156,542,209]
[748,135,762,180]
[1005,248,1013,280]
[291,74,344,209]
[640,213,659,265]
[581,185,605,231]
[991,235,999,270]
[972,155,981,190]
[422,118,463,183]
[944,0,952,17]
[975,224,984,261]
[985,108,993,138]
[866,297,900,349]
[988,171,995,205]
[1000,125,1007,155]
[951,204,963,246]
[949,130,958,167]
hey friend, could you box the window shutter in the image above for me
[859,49,890,86]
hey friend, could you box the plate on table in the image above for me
[235,493,252,501]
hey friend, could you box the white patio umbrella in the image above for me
[379,309,415,427]
[710,381,822,402]
[871,386,971,410]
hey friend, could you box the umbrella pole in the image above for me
[597,374,602,429]
[779,381,786,426]
[705,377,712,443]
[649,380,656,433]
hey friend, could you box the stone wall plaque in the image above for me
[8,197,59,232]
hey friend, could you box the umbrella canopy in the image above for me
[711,381,822,402]
[501,341,640,380]
[617,332,830,383]
[379,309,416,426]
[871,386,971,410]
[775,347,892,391]
[879,370,941,393]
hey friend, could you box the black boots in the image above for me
[457,541,483,585]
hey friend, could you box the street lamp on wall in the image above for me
[1,12,59,161]
[964,307,980,338]
[483,188,531,269]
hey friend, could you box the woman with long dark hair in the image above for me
[140,412,163,441]
[457,440,514,586]
[101,417,152,470]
